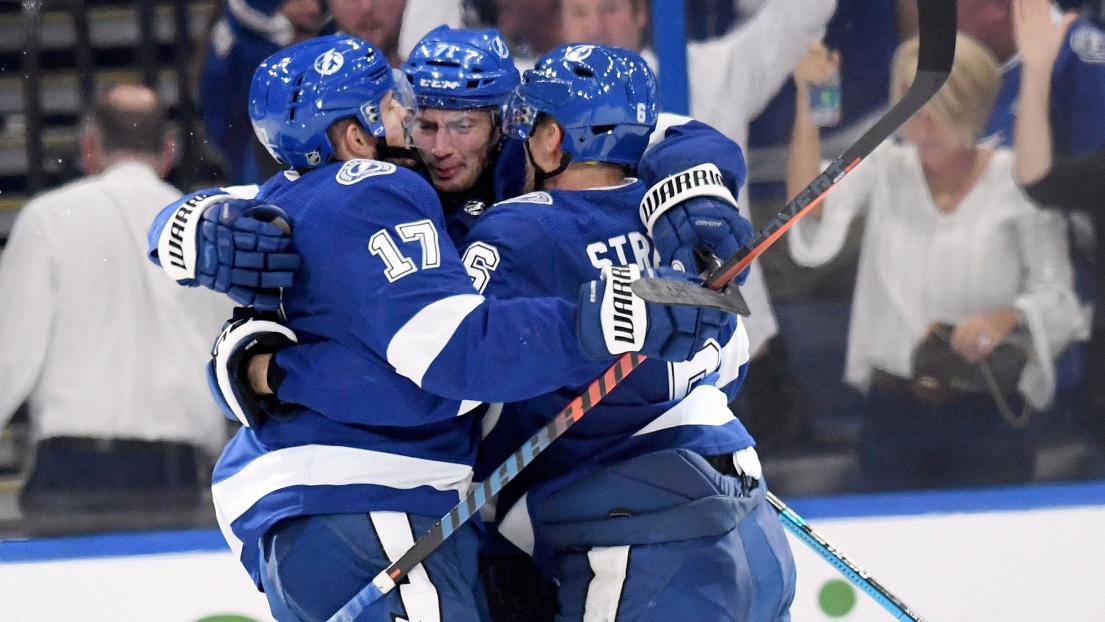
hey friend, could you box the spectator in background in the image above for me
[556,0,836,363]
[786,35,1084,491]
[961,0,1105,451]
[959,0,1105,152]
[1013,0,1104,448]
[0,83,233,523]
[745,0,914,207]
[200,0,462,185]
[492,0,561,65]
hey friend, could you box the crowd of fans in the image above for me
[4,0,1105,534]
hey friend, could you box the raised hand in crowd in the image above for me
[1012,0,1077,185]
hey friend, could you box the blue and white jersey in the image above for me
[985,19,1105,156]
[150,161,610,587]
[466,181,755,520]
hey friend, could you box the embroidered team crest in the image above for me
[336,159,396,185]
[1072,25,1105,64]
[463,200,486,216]
[314,48,344,75]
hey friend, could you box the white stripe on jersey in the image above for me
[584,546,631,622]
[387,294,485,387]
[631,383,736,438]
[371,512,443,622]
[212,444,473,552]
[716,318,751,388]
[498,491,536,556]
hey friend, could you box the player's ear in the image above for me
[334,120,377,160]
[530,121,565,173]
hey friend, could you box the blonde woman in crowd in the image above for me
[785,33,1084,491]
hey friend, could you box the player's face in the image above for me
[328,0,406,55]
[494,0,559,49]
[560,0,647,52]
[411,108,499,194]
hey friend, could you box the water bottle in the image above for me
[807,62,841,127]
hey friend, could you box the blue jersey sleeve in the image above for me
[1051,20,1105,157]
[639,118,747,196]
[274,164,601,409]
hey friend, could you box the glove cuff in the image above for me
[639,163,738,237]
[156,192,231,282]
[578,265,649,359]
[211,318,298,428]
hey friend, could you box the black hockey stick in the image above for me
[326,2,954,619]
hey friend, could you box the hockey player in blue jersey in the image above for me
[233,43,797,621]
[466,44,796,622]
[148,35,736,622]
[401,26,528,244]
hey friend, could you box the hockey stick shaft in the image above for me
[768,493,926,622]
[328,2,954,619]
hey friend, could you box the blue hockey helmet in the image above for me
[504,44,659,165]
[402,26,520,112]
[249,34,409,170]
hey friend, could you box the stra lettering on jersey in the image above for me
[461,181,753,521]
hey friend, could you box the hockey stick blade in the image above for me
[326,2,953,620]
[631,277,750,315]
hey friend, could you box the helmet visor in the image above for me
[502,89,540,141]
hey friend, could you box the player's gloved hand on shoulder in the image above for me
[641,164,754,284]
[577,265,734,363]
[156,193,300,311]
[207,308,298,429]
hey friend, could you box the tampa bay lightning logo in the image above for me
[336,159,396,185]
[564,45,594,63]
[314,48,344,76]
[490,36,510,59]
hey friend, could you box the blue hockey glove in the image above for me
[156,193,300,311]
[641,163,753,284]
[207,308,298,429]
[577,265,733,363]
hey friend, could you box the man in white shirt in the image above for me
[0,83,232,522]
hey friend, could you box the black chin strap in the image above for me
[376,137,421,164]
[525,141,572,191]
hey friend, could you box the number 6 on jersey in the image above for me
[368,219,441,282]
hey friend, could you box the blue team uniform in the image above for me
[243,118,795,621]
[148,160,625,622]
[465,182,795,622]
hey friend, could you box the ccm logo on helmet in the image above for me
[314,49,344,76]
[420,78,461,90]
